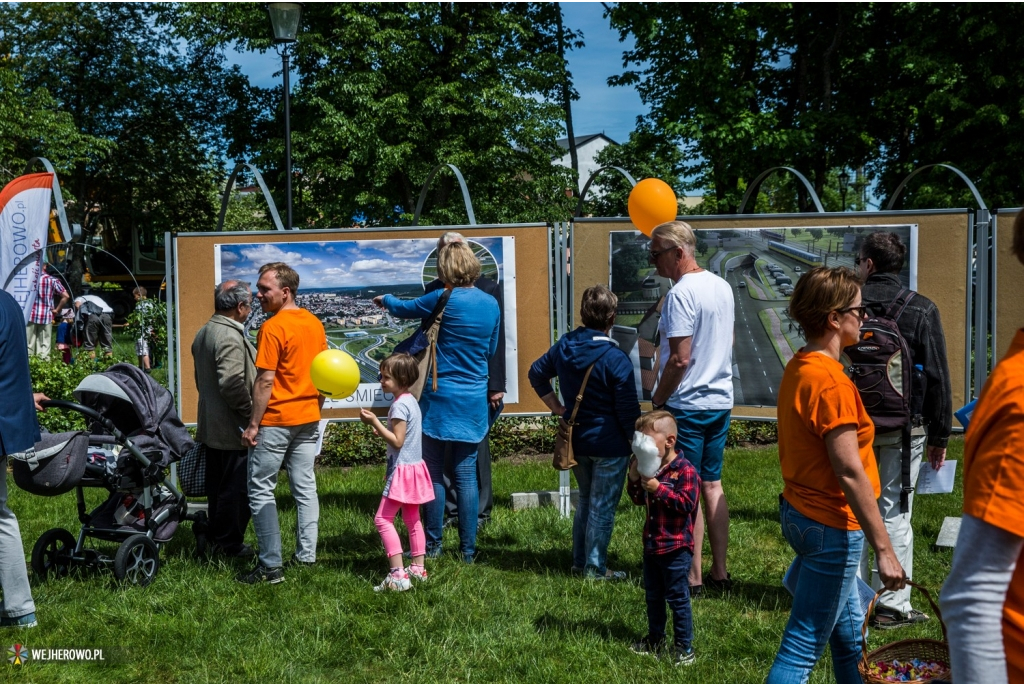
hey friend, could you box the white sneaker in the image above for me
[374,570,411,592]
[406,565,429,582]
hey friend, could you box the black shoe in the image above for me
[629,635,665,656]
[870,607,930,630]
[673,645,696,666]
[285,554,316,569]
[704,573,733,592]
[425,545,443,559]
[237,564,284,585]
[218,543,255,560]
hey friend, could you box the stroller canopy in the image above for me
[74,364,194,467]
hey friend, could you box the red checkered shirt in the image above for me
[29,273,66,325]
[627,453,701,555]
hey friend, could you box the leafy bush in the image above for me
[315,415,776,467]
[29,356,111,432]
[124,299,167,363]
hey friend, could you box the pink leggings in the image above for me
[374,497,425,559]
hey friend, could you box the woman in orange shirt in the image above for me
[940,210,1024,683]
[767,267,905,683]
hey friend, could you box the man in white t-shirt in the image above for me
[648,220,735,595]
[74,294,114,358]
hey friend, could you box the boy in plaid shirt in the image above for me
[627,410,701,666]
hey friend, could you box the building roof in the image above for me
[555,133,619,150]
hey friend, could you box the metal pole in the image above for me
[282,46,293,231]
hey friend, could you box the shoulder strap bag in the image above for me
[552,363,596,471]
[394,289,451,400]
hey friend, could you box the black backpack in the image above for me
[842,289,918,512]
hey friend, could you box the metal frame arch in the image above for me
[885,163,988,211]
[573,166,637,218]
[736,166,825,214]
[412,164,477,226]
[215,163,287,231]
[22,157,81,243]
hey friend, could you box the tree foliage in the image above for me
[0,3,259,240]
[174,2,582,227]
[607,3,1024,213]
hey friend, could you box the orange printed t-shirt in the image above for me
[776,350,879,530]
[255,308,328,427]
[962,328,1024,682]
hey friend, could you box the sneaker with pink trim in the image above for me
[374,569,411,592]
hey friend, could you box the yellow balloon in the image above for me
[310,349,361,399]
[628,178,678,236]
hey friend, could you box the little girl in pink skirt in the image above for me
[359,353,434,591]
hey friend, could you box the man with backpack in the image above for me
[850,231,952,629]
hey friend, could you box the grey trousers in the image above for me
[857,430,926,614]
[1,458,35,618]
[247,423,320,568]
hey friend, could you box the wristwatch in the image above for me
[651,400,666,410]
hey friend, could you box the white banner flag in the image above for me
[0,172,53,321]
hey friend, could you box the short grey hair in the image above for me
[437,231,465,250]
[214,280,251,312]
[651,221,696,256]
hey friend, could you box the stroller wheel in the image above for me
[113,534,160,587]
[32,528,77,579]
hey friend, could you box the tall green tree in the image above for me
[174,2,581,227]
[0,3,255,241]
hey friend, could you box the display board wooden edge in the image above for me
[573,212,972,418]
[995,209,1023,362]
[173,224,553,423]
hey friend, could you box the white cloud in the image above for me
[239,243,321,266]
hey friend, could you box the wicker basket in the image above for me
[858,581,951,684]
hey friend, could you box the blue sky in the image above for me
[217,237,505,289]
[227,3,648,145]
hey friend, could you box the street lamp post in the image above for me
[838,169,851,212]
[266,3,303,230]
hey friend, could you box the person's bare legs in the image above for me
[702,479,729,581]
[689,501,704,586]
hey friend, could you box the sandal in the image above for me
[704,573,734,592]
[870,607,930,630]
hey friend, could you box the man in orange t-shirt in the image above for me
[940,330,1024,682]
[238,262,328,585]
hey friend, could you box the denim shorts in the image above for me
[667,407,731,482]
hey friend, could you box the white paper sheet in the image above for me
[314,419,330,456]
[916,459,957,495]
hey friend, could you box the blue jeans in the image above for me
[572,455,628,575]
[643,548,694,650]
[423,435,478,561]
[247,423,320,568]
[668,407,731,481]
[767,498,865,684]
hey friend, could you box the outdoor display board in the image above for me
[173,224,553,423]
[572,211,973,420]
[994,208,1024,362]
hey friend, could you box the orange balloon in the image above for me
[628,178,678,236]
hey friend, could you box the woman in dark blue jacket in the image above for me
[529,284,640,579]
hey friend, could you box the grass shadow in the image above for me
[533,612,635,642]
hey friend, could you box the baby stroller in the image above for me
[12,364,198,586]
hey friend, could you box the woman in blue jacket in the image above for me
[529,284,641,579]
[374,242,500,563]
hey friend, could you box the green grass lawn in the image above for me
[4,442,962,682]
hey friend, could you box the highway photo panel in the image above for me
[608,225,916,407]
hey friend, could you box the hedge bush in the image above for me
[29,356,113,432]
[316,415,776,467]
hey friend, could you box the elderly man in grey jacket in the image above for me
[192,280,257,558]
